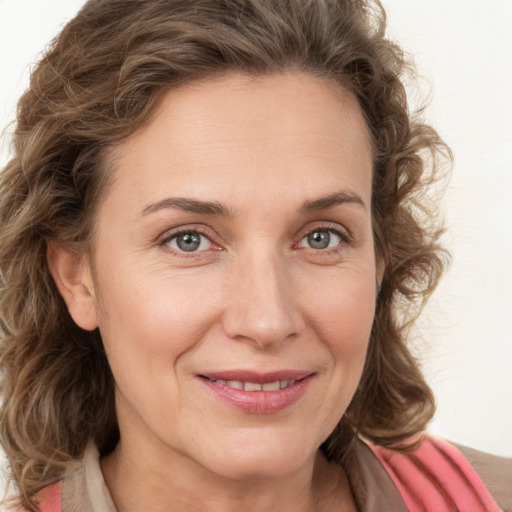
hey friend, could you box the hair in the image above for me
[0,0,451,509]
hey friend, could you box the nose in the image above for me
[222,252,305,349]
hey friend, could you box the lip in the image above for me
[199,370,314,414]
[202,370,312,383]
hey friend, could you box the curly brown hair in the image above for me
[0,0,450,509]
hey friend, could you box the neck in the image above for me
[101,439,355,512]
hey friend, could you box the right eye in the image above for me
[164,231,213,253]
[299,229,343,250]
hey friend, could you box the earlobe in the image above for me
[47,242,99,331]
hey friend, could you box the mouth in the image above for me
[204,378,297,392]
[198,370,314,413]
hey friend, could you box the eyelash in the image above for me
[158,223,353,256]
[159,226,218,257]
[295,223,353,253]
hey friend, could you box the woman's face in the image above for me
[83,72,378,479]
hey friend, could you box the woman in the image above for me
[0,1,510,511]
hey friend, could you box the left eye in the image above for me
[165,231,212,252]
[299,229,342,250]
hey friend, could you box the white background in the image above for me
[1,0,511,460]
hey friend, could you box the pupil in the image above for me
[308,231,330,249]
[177,233,201,251]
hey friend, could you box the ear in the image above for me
[47,242,99,331]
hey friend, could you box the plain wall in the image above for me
[1,0,511,460]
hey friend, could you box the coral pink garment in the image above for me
[369,437,502,511]
[36,481,61,512]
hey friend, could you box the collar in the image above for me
[61,439,406,512]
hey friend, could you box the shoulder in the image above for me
[366,436,511,512]
[455,442,512,512]
[1,442,109,512]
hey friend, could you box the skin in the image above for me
[51,72,380,512]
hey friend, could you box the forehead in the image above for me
[104,72,373,213]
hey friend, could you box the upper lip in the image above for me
[199,370,313,384]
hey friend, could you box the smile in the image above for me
[199,370,314,413]
[207,379,296,391]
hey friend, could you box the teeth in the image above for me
[244,382,263,391]
[262,381,281,391]
[212,379,296,391]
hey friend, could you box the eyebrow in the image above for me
[299,191,366,213]
[139,190,365,219]
[139,198,232,218]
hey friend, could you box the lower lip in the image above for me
[201,376,314,414]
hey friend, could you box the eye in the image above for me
[299,229,342,250]
[164,231,213,252]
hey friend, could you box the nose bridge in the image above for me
[223,248,303,348]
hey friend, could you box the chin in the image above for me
[194,430,319,481]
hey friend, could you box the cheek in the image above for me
[94,267,224,378]
[301,268,377,357]
[300,273,376,440]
